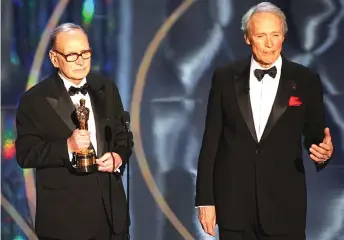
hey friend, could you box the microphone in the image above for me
[121,110,131,239]
[122,111,130,132]
[104,125,112,145]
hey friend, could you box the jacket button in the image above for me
[256,149,260,154]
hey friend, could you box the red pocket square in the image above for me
[289,96,302,106]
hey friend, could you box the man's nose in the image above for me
[75,55,84,65]
[265,37,272,48]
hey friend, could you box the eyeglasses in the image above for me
[53,49,92,62]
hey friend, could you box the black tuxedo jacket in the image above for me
[15,71,132,239]
[196,57,328,235]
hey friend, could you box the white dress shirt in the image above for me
[60,73,122,172]
[59,73,98,157]
[249,55,282,142]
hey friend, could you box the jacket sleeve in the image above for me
[195,69,223,206]
[15,96,70,169]
[302,73,328,171]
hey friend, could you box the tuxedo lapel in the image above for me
[87,75,106,157]
[234,62,258,143]
[260,57,295,142]
[45,73,77,132]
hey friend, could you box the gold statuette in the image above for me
[73,99,97,173]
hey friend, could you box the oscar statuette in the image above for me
[73,98,97,173]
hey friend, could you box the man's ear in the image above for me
[49,50,59,68]
[244,34,251,45]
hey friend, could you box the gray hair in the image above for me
[50,23,86,49]
[241,2,288,36]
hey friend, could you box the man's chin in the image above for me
[261,57,278,66]
[67,75,87,82]
[71,71,89,80]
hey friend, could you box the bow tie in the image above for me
[68,84,89,96]
[254,66,277,81]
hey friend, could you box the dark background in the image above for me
[1,0,344,239]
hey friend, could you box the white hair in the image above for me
[241,2,288,36]
[50,23,86,49]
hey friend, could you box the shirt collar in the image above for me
[58,72,87,92]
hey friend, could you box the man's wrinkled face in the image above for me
[244,12,285,68]
[49,29,91,83]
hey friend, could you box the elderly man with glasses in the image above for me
[15,23,132,240]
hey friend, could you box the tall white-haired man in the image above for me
[195,2,333,239]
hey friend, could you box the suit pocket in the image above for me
[111,173,127,201]
[36,167,69,189]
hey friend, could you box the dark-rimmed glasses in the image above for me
[53,49,92,62]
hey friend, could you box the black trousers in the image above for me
[219,201,305,240]
[219,225,305,240]
[92,201,126,240]
[38,202,126,240]
[219,179,305,240]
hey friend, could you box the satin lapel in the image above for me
[87,77,106,158]
[234,63,258,143]
[45,74,76,131]
[260,58,294,142]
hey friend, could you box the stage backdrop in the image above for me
[1,0,344,239]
